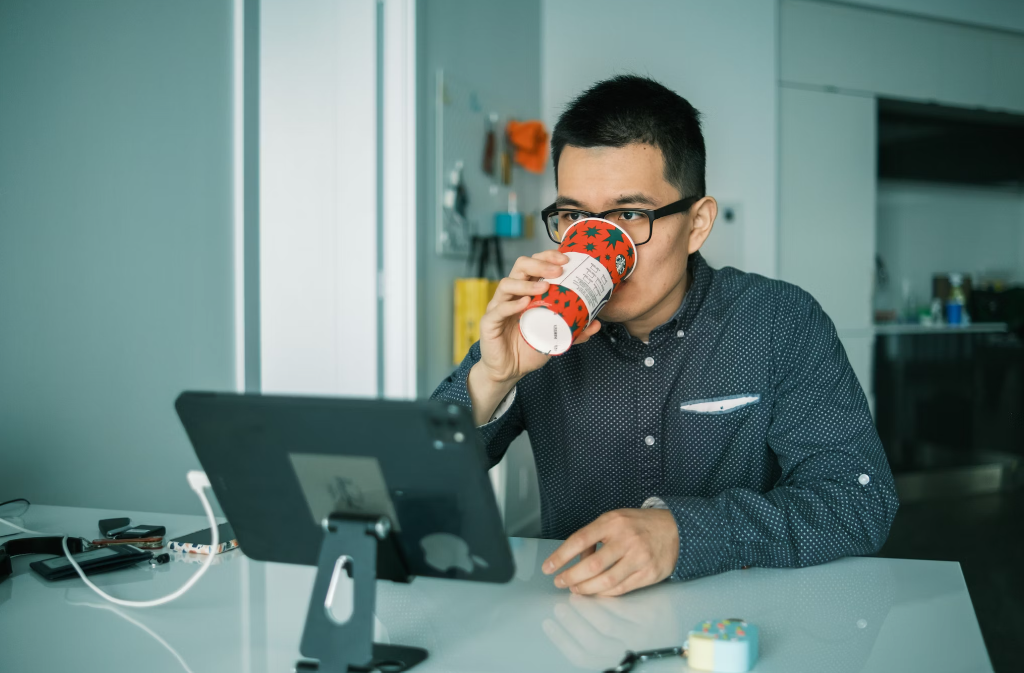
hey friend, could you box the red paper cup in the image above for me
[519,218,637,355]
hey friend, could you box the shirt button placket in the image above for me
[639,351,660,495]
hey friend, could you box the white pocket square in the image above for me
[680,394,761,414]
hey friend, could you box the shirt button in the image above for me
[676,329,685,337]
[610,336,617,343]
[858,474,870,486]
[644,435,655,446]
[644,356,655,367]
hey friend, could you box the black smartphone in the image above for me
[30,545,152,581]
[114,524,166,540]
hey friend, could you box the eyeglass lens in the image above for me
[546,210,652,245]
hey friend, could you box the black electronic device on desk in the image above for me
[30,544,153,581]
[1,536,86,584]
[174,392,516,673]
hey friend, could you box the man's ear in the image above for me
[687,196,717,254]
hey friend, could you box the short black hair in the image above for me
[551,75,706,198]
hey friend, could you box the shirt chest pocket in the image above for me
[669,394,764,457]
[662,393,769,496]
[679,394,761,415]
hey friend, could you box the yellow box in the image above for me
[453,278,499,364]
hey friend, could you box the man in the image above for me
[431,75,898,597]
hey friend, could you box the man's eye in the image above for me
[561,212,581,222]
[619,211,642,221]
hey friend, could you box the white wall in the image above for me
[815,0,1024,35]
[541,0,779,278]
[781,0,1024,114]
[260,0,378,397]
[0,0,237,513]
[416,0,545,400]
[416,0,546,535]
[877,181,1024,306]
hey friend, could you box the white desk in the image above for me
[1,505,993,673]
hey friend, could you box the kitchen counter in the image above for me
[873,322,1008,336]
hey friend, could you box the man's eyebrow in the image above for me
[554,193,659,209]
[555,195,586,208]
[612,193,658,207]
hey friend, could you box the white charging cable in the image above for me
[67,597,197,673]
[0,470,218,609]
[0,517,47,536]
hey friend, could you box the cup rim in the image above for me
[518,306,573,356]
[558,217,638,281]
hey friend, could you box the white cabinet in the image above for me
[780,86,877,395]
[781,0,1024,114]
[780,87,876,332]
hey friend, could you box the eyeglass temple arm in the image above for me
[652,195,700,219]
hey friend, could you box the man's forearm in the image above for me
[466,362,518,426]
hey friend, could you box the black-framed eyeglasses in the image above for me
[541,195,700,246]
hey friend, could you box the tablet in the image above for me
[174,392,515,584]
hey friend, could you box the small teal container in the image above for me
[686,619,759,672]
[494,212,523,238]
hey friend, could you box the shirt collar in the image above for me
[667,250,712,334]
[600,250,713,342]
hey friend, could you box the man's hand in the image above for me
[542,508,680,597]
[477,250,603,384]
[466,250,603,426]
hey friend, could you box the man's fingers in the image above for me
[573,319,602,345]
[491,277,549,305]
[534,249,570,265]
[508,253,568,282]
[480,296,531,331]
[570,553,637,596]
[579,544,598,560]
[555,543,622,589]
[594,569,653,597]
[543,521,607,575]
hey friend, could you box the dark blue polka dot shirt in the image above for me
[431,251,899,581]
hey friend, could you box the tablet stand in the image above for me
[295,514,428,673]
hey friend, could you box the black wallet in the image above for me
[30,544,152,581]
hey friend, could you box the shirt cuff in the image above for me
[641,496,669,510]
[478,386,517,428]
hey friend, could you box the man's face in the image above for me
[555,143,691,324]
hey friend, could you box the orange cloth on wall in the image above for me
[505,120,549,174]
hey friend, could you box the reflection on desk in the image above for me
[373,538,899,672]
[1,505,993,673]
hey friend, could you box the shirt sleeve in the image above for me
[655,294,899,581]
[429,340,525,469]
